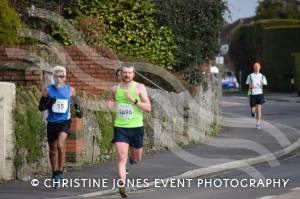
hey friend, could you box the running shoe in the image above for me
[251,112,256,118]
[129,157,135,165]
[52,170,59,188]
[256,124,262,130]
[119,186,128,198]
[56,171,64,187]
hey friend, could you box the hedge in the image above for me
[263,26,300,92]
[229,19,300,91]
[292,53,300,96]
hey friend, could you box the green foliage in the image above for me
[14,106,45,166]
[229,19,300,91]
[263,26,300,92]
[256,0,300,20]
[51,25,75,45]
[152,0,227,70]
[292,53,300,96]
[14,86,45,168]
[210,121,221,137]
[72,0,177,69]
[94,111,114,160]
[0,0,21,44]
[72,16,106,46]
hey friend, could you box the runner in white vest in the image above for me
[246,62,267,129]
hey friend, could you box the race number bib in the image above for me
[117,104,134,119]
[52,99,68,113]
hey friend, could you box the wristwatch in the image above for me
[134,99,138,104]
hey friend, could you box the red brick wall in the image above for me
[0,45,118,95]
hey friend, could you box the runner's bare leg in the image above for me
[130,147,143,164]
[49,140,58,172]
[256,104,262,124]
[57,132,68,171]
[115,142,129,182]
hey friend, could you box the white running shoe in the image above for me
[256,124,262,130]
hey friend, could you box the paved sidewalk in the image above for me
[223,92,300,103]
[264,93,300,103]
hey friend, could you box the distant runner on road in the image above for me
[246,62,267,129]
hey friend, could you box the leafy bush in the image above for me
[94,111,115,161]
[0,0,21,44]
[71,0,177,69]
[14,86,45,168]
[51,25,75,45]
[72,16,106,46]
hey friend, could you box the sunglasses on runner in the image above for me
[54,75,66,78]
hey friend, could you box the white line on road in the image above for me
[290,186,300,191]
[257,196,274,199]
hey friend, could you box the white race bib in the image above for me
[117,104,134,119]
[52,99,68,113]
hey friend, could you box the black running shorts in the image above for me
[249,94,265,107]
[112,127,144,149]
[47,120,71,143]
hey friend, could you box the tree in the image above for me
[0,0,21,44]
[151,0,227,70]
[256,0,300,20]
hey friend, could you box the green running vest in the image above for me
[114,81,143,127]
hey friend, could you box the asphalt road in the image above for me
[93,152,300,199]
[92,95,300,199]
[1,95,299,199]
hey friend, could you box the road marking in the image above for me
[257,196,274,199]
[221,100,245,107]
[231,96,248,99]
[285,153,300,161]
[290,186,300,191]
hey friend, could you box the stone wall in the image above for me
[0,44,222,181]
[0,82,15,180]
[144,77,221,151]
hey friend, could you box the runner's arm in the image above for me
[246,74,254,89]
[246,75,250,85]
[108,86,116,110]
[262,75,267,86]
[71,87,83,118]
[136,84,151,112]
[38,87,56,111]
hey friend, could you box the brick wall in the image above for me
[0,45,118,95]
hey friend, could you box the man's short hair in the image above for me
[121,65,135,72]
[52,65,67,76]
[252,61,262,67]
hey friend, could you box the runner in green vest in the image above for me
[108,65,151,198]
